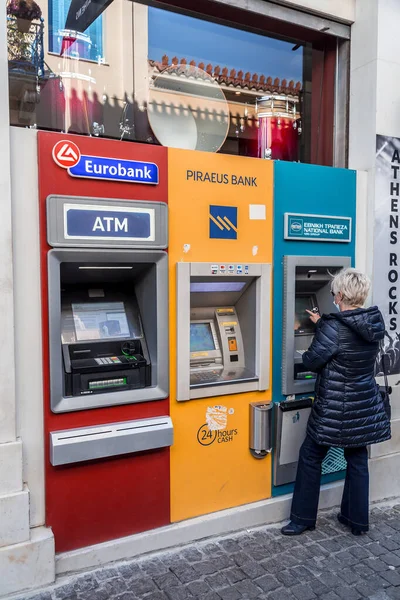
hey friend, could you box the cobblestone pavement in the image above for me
[14,503,400,600]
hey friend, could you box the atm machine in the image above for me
[282,257,350,396]
[38,132,173,552]
[44,199,172,549]
[190,306,257,389]
[46,196,170,416]
[50,253,163,414]
[176,263,270,401]
[168,148,274,523]
[271,161,356,494]
[61,290,150,399]
[275,256,350,486]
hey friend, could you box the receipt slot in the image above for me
[176,262,271,401]
[282,255,351,396]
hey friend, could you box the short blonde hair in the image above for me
[331,268,370,307]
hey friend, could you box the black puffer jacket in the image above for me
[303,306,391,447]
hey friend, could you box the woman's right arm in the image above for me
[302,318,339,372]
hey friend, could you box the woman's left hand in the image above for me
[306,309,321,324]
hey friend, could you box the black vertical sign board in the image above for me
[65,0,115,33]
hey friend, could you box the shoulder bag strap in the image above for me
[380,340,392,394]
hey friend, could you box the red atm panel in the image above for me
[38,132,169,552]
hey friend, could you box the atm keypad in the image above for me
[191,370,222,383]
[95,356,122,365]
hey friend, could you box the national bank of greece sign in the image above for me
[284,213,352,243]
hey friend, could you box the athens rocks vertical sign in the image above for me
[374,135,400,375]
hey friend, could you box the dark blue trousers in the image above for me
[290,434,369,532]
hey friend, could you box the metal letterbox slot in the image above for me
[50,416,173,466]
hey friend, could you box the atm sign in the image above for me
[64,204,155,241]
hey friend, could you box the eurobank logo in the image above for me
[52,140,159,185]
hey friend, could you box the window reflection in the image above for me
[147,7,303,160]
[48,0,104,62]
[6,0,333,165]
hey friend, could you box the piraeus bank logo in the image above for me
[52,140,159,185]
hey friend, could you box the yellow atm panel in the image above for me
[168,148,274,523]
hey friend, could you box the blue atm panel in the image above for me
[272,162,357,495]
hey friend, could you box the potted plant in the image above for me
[7,0,42,34]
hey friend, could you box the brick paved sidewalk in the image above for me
[11,503,400,600]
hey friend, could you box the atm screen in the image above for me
[72,302,132,341]
[190,323,216,352]
[294,295,317,335]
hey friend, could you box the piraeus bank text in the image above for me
[187,170,257,186]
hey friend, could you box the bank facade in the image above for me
[1,0,400,596]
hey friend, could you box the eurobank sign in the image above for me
[52,140,159,185]
[69,156,159,185]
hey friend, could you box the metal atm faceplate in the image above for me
[176,262,272,401]
[282,256,351,396]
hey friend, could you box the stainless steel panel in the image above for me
[282,255,351,396]
[279,408,310,465]
[249,402,272,453]
[273,398,312,486]
[50,416,173,466]
[176,262,271,401]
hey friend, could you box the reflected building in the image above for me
[7,1,303,161]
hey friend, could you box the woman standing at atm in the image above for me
[282,268,391,537]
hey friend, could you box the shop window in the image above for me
[146,7,306,162]
[48,0,104,62]
[7,0,342,166]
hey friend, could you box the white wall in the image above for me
[375,0,400,138]
[0,0,16,447]
[350,0,400,459]
[11,127,45,528]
